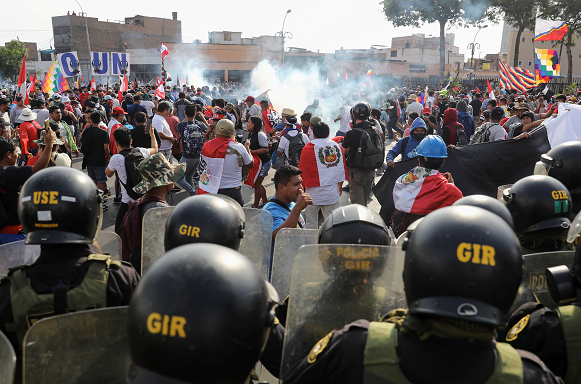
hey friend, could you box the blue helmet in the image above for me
[411,135,448,159]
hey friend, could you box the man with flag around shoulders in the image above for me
[197,119,253,206]
[390,135,463,237]
[298,122,347,229]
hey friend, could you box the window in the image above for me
[551,40,555,44]
[521,37,526,43]
[391,50,397,57]
[405,42,411,48]
[541,41,545,44]
[528,61,533,66]
[53,26,71,36]
[224,33,231,41]
[518,60,523,66]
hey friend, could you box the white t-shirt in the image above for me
[107,148,151,203]
[152,114,173,150]
[426,96,435,109]
[248,104,261,118]
[33,109,50,126]
[406,102,423,116]
[278,130,310,164]
[221,141,253,189]
[141,100,155,117]
[112,99,120,109]
[488,124,507,141]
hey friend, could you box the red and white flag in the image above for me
[154,81,165,99]
[487,79,496,100]
[24,74,36,106]
[90,77,96,91]
[197,137,233,194]
[160,42,170,61]
[244,154,263,188]
[298,138,348,188]
[17,53,27,97]
[393,167,462,215]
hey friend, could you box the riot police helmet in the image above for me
[18,167,102,245]
[352,102,371,120]
[403,206,522,327]
[453,194,514,228]
[503,175,571,234]
[164,194,245,251]
[128,243,278,384]
[535,142,581,195]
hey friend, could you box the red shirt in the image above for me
[109,123,123,155]
[165,115,182,155]
[19,121,41,154]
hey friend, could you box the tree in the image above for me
[490,0,537,67]
[0,40,27,81]
[382,0,493,80]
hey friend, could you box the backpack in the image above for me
[284,132,306,167]
[117,148,145,201]
[353,127,384,169]
[29,120,43,140]
[444,124,469,146]
[469,122,498,145]
[118,195,167,269]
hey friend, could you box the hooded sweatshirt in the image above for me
[386,118,426,162]
[441,108,462,146]
[456,110,475,140]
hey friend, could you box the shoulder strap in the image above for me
[487,342,523,384]
[363,322,411,384]
[400,137,410,156]
[557,305,581,383]
[226,146,244,167]
[268,198,303,228]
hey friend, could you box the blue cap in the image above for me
[411,135,448,159]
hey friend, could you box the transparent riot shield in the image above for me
[0,331,15,384]
[280,244,403,380]
[270,228,319,297]
[0,241,39,277]
[141,207,174,275]
[240,208,273,279]
[90,232,122,259]
[568,210,581,243]
[522,251,575,309]
[23,307,130,384]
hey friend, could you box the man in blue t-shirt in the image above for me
[263,165,312,251]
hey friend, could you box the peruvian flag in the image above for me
[160,42,170,61]
[17,53,27,97]
[244,154,262,188]
[154,81,165,99]
[487,79,496,100]
[25,74,36,106]
[393,167,463,215]
[298,138,348,188]
[90,77,96,91]
[197,137,232,194]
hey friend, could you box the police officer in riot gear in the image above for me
[284,206,560,384]
[504,175,573,254]
[535,141,581,214]
[164,194,245,251]
[506,239,581,383]
[127,243,279,384]
[453,194,514,228]
[0,167,139,355]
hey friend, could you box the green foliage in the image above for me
[0,40,27,81]
[564,82,577,95]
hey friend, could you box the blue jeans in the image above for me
[176,155,200,194]
[386,118,403,138]
[0,232,26,245]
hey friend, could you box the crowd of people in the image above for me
[0,76,580,383]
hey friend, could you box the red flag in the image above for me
[154,81,165,99]
[17,53,27,89]
[90,77,96,91]
[25,74,36,105]
[454,86,459,91]
[160,42,170,61]
[119,75,129,104]
[133,78,137,90]
[487,79,496,100]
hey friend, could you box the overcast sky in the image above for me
[2,0,504,60]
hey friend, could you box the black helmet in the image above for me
[452,194,514,228]
[403,206,522,327]
[319,205,391,280]
[503,175,572,234]
[18,167,102,245]
[128,244,278,384]
[537,142,581,196]
[164,195,245,251]
[352,102,371,120]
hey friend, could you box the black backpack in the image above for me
[444,124,469,146]
[284,133,305,167]
[353,127,384,169]
[118,148,145,201]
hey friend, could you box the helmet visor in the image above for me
[567,210,581,243]
[533,154,554,176]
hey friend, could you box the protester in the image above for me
[386,117,426,166]
[456,100,475,141]
[127,94,147,127]
[172,92,191,121]
[49,105,78,158]
[333,99,352,137]
[304,99,323,117]
[28,123,70,167]
[245,96,261,120]
[152,101,176,162]
[247,116,271,208]
[441,108,466,146]
[9,96,24,128]
[406,94,423,117]
[131,111,161,149]
[277,109,309,167]
[17,108,41,166]
[175,104,206,196]
[80,112,111,205]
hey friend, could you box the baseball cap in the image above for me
[422,107,431,115]
[113,106,128,115]
[245,96,255,103]
[491,107,504,120]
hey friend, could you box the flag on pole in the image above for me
[154,81,165,99]
[118,74,129,104]
[179,77,187,87]
[133,78,138,90]
[90,77,96,91]
[255,89,273,109]
[25,74,36,106]
[498,61,536,91]
[417,86,428,106]
[487,79,496,100]
[160,42,170,61]
[41,61,69,95]
[534,19,568,42]
[17,53,27,97]
[534,49,560,84]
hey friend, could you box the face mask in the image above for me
[412,132,426,141]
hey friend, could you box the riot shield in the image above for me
[270,228,319,297]
[568,210,581,243]
[240,208,273,279]
[141,207,174,275]
[90,231,122,259]
[522,251,575,309]
[280,244,403,380]
[0,241,39,277]
[0,331,15,384]
[23,307,130,384]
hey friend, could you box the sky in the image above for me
[1,0,505,60]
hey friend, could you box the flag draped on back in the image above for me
[298,139,347,188]
[42,61,69,95]
[498,61,536,92]
[535,49,560,84]
[534,19,568,41]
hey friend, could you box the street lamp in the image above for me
[276,9,292,65]
[467,25,487,69]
